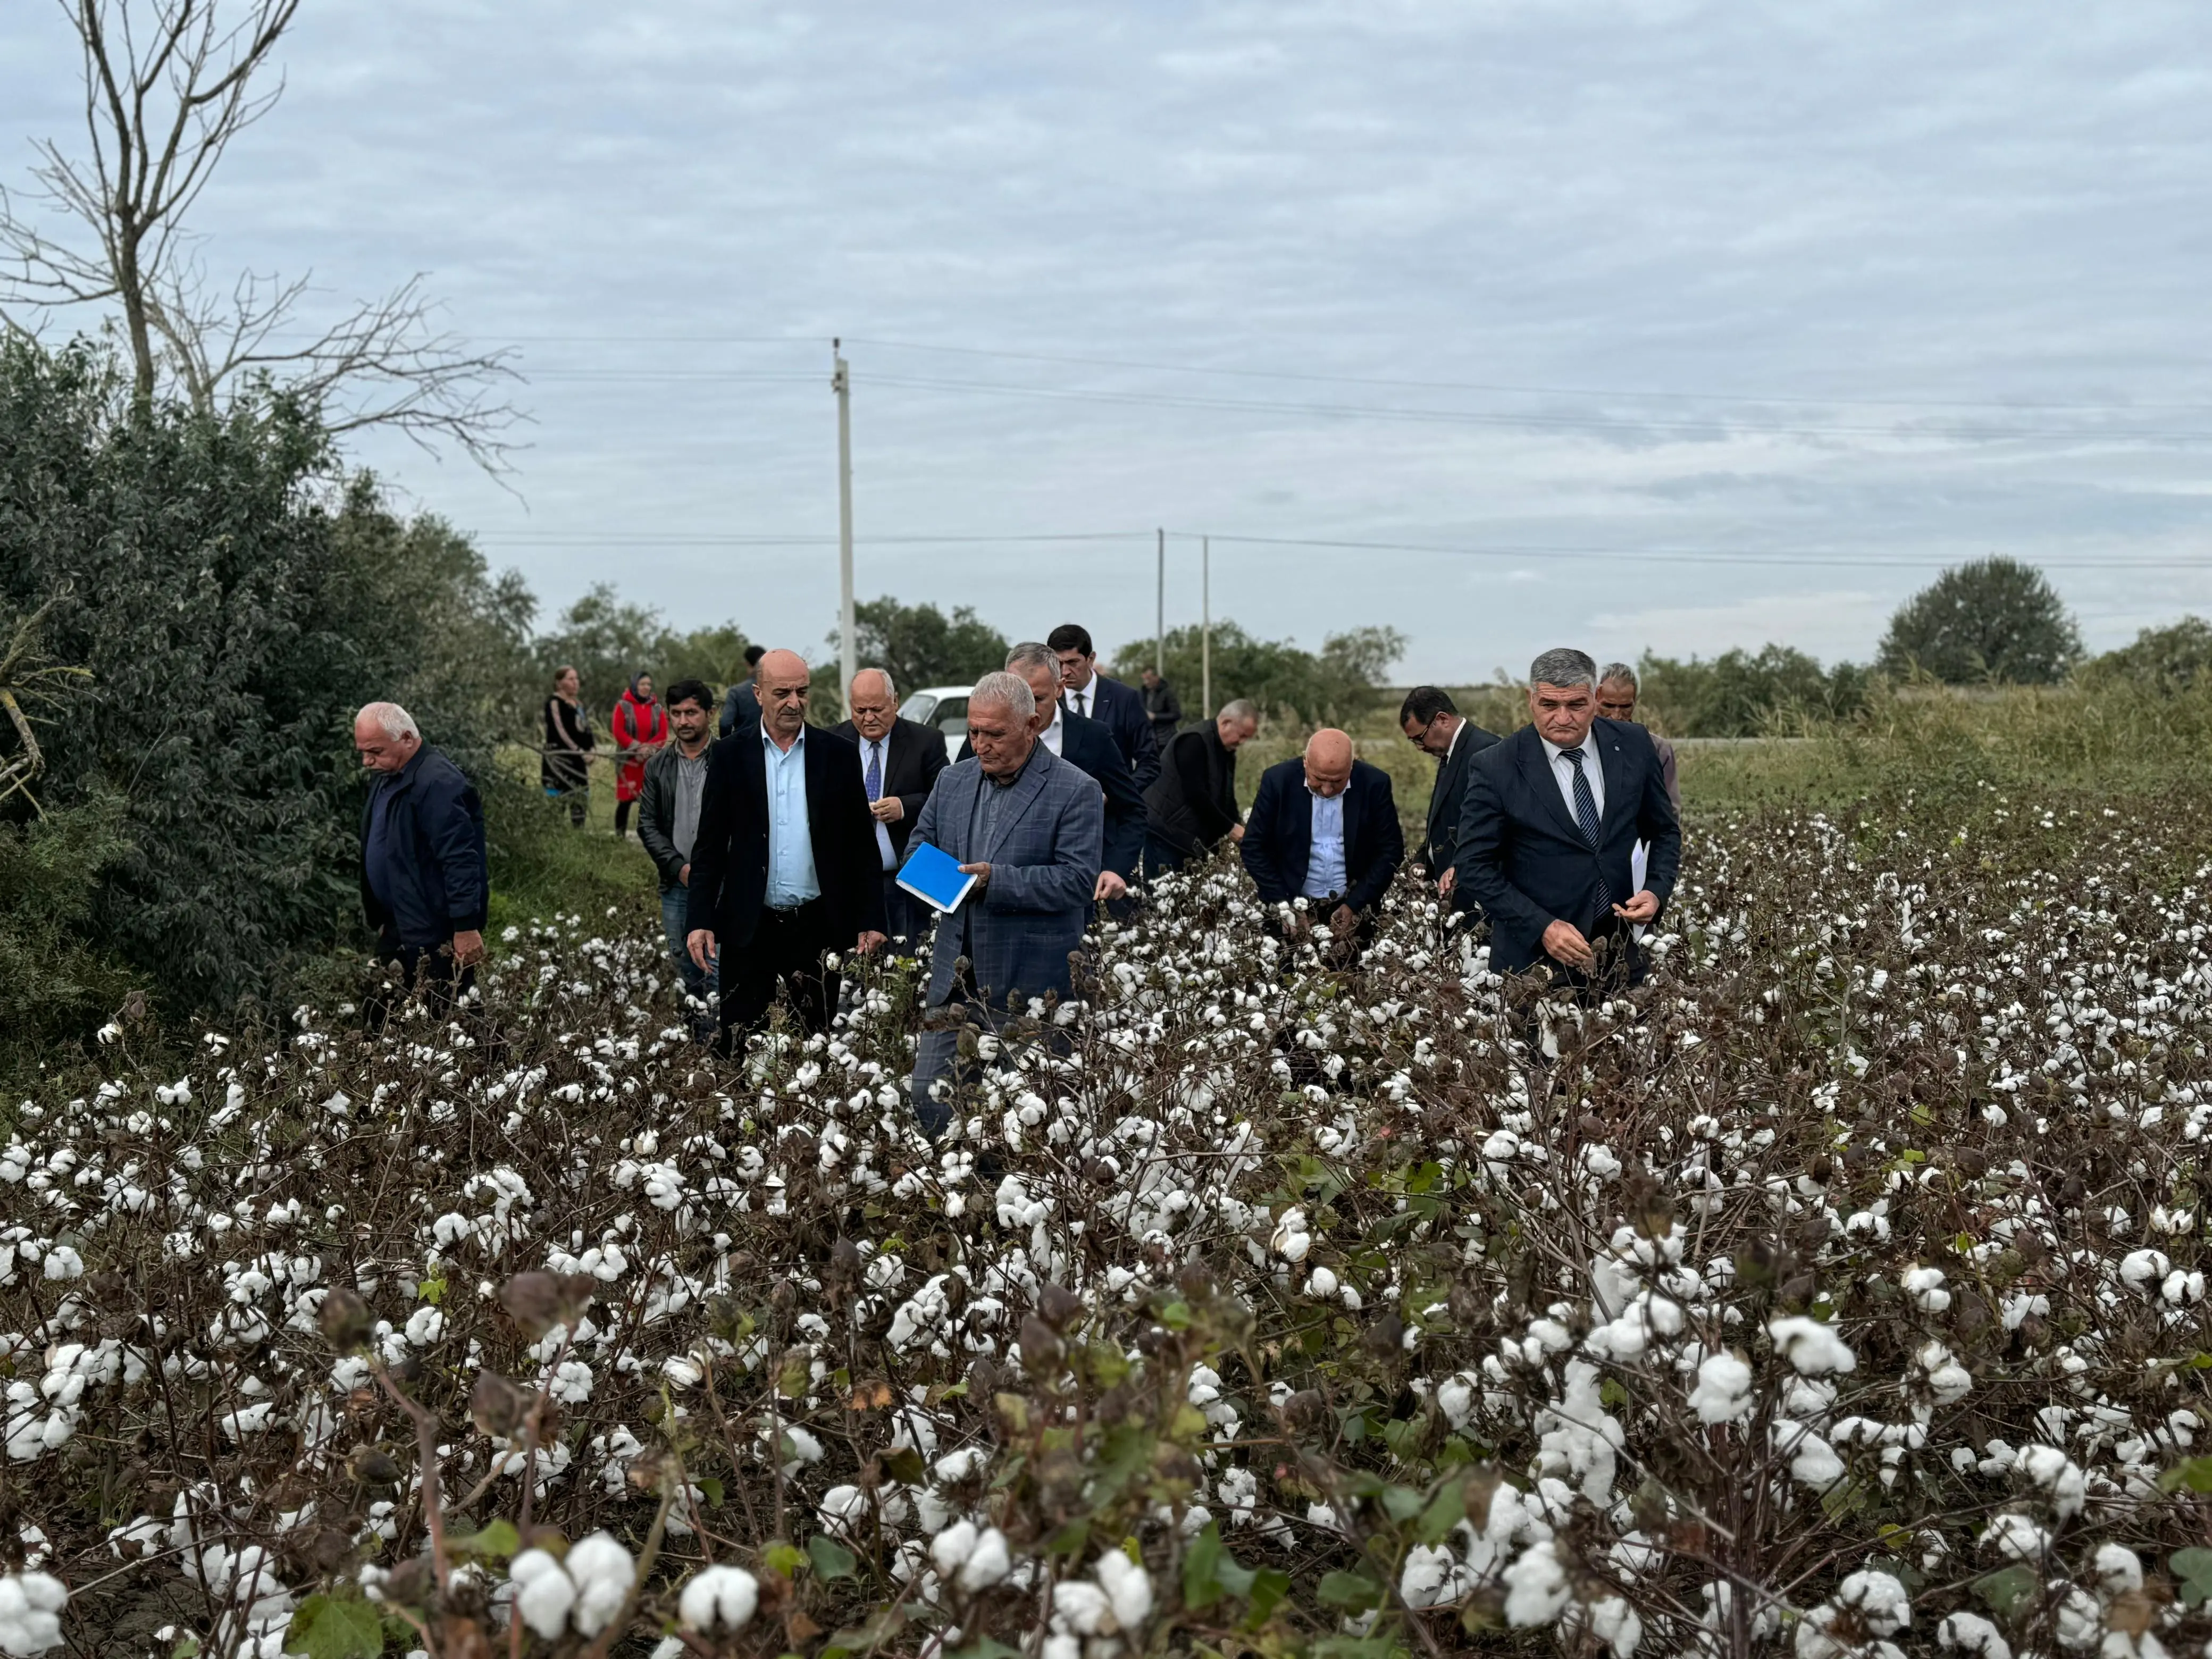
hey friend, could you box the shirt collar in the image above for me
[1541,731,1595,764]
[1444,719,1464,760]
[760,720,805,756]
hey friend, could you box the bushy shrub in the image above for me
[1637,644,1872,737]
[1119,619,1406,725]
[2082,616,2212,693]
[1878,556,2082,685]
[14,785,2212,1657]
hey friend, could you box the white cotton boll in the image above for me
[1901,1266,1952,1313]
[2120,1250,2171,1291]
[1306,1267,1338,1298]
[508,1549,576,1640]
[1937,1610,2011,1658]
[818,1485,867,1536]
[2015,1445,2087,1521]
[1052,1580,1112,1636]
[1270,1208,1311,1261]
[1767,1316,1856,1376]
[958,1528,1012,1592]
[1502,1541,1570,1627]
[1688,1353,1755,1425]
[677,1564,759,1633]
[403,1306,444,1346]
[1436,1373,1477,1431]
[2093,1543,2143,1595]
[1586,1595,1643,1659]
[1093,1550,1152,1630]
[1834,1570,1910,1638]
[40,1249,81,1283]
[931,1520,981,1578]
[0,1570,67,1656]
[563,1532,635,1636]
[1340,1284,1363,1311]
[1980,1513,2049,1562]
[661,1355,703,1388]
[1785,1429,1845,1493]
[2165,1269,2206,1305]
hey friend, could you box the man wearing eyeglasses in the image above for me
[1398,686,1498,901]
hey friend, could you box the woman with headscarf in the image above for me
[609,671,667,839]
[541,665,596,828]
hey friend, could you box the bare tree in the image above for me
[0,0,522,472]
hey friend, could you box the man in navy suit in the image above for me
[1453,647,1681,988]
[1241,728,1404,942]
[1400,685,1499,901]
[686,650,886,1053]
[1049,623,1161,792]
[831,667,950,953]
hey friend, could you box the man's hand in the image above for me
[678,862,690,887]
[1095,870,1128,903]
[1437,866,1456,898]
[686,928,717,971]
[856,930,887,954]
[1612,890,1660,924]
[1228,823,1245,842]
[1541,918,1595,970]
[958,862,991,887]
[1328,903,1359,939]
[450,929,485,968]
[871,797,904,823]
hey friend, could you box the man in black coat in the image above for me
[1453,647,1681,988]
[1399,686,1499,901]
[355,702,488,1010]
[966,646,1146,900]
[716,643,768,739]
[1049,623,1161,791]
[831,667,950,952]
[1139,667,1183,745]
[685,650,886,1052]
[1241,728,1404,941]
[1143,698,1258,874]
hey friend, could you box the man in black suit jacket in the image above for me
[717,644,767,739]
[686,650,886,1052]
[1049,623,1161,792]
[1241,729,1404,941]
[965,647,1146,900]
[832,667,950,953]
[1399,686,1500,901]
[1453,647,1681,988]
[1144,699,1259,874]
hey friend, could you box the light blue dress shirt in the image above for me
[763,724,821,907]
[1304,789,1347,899]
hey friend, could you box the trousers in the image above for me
[660,886,718,1006]
[718,899,840,1052]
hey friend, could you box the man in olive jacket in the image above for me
[355,702,488,1004]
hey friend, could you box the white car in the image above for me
[899,684,978,763]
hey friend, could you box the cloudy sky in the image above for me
[5,1,2211,684]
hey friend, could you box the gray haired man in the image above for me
[354,701,488,1013]
[901,670,1103,1136]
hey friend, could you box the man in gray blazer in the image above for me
[902,670,1104,1136]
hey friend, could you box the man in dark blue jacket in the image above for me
[1453,647,1681,988]
[355,702,489,1003]
[1241,728,1403,942]
[1049,623,1161,792]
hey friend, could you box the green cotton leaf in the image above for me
[288,1593,384,1659]
[1413,1478,1467,1545]
[1183,1521,1228,1610]
[2160,1456,2212,1494]
[1242,1568,1292,1629]
[2172,1548,2212,1608]
[808,1534,859,1581]
[445,1519,519,1561]
[1317,1569,1386,1613]
[1972,1565,2039,1618]
[1045,1518,1091,1559]
[946,1639,1022,1659]
[694,1474,725,1509]
[1379,1484,1425,1522]
[764,1541,808,1578]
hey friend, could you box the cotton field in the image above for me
[9,794,2212,1658]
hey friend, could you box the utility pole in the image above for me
[833,341,856,718]
[1201,536,1212,717]
[1155,529,1165,675]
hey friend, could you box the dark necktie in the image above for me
[865,742,883,802]
[1561,746,1612,911]
[1070,689,1086,719]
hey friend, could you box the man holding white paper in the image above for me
[902,670,1103,1137]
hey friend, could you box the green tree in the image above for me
[1638,645,1871,738]
[533,585,753,715]
[1115,620,1406,727]
[2082,616,2212,692]
[839,597,1009,697]
[1877,557,2081,684]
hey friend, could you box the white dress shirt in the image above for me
[1063,681,1095,722]
[858,731,897,871]
[1038,704,1065,757]
[1540,732,1606,831]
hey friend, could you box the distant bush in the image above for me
[1878,555,2081,684]
[1636,643,1872,737]
[2081,615,2212,691]
[1116,618,1406,726]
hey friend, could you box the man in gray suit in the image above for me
[903,670,1104,1137]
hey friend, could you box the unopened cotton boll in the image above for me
[563,1532,635,1636]
[677,1564,759,1633]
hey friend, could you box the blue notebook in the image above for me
[897,841,978,913]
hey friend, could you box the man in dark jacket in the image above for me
[1144,699,1258,874]
[831,667,950,952]
[1399,686,1500,901]
[1139,668,1183,745]
[717,643,768,739]
[1241,728,1403,942]
[1049,623,1161,791]
[637,678,718,1031]
[1453,647,1681,990]
[685,650,886,1053]
[355,702,488,1007]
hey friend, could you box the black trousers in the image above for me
[718,899,840,1051]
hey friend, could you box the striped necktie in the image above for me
[1560,746,1612,912]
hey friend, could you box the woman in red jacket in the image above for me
[609,672,667,839]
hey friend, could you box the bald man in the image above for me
[1240,728,1404,941]
[685,649,886,1053]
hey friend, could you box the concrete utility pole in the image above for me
[833,341,856,717]
[1155,528,1165,675]
[1201,536,1212,717]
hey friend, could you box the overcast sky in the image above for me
[6,1,2211,685]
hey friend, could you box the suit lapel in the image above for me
[1517,728,1585,844]
[986,748,1052,860]
[1341,765,1363,864]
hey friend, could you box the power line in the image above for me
[1185,532,2212,572]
